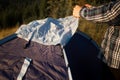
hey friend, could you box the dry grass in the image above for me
[0,26,19,39]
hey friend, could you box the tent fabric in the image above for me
[17,57,32,80]
[0,37,69,80]
[0,31,115,80]
[16,16,79,46]
[64,31,115,80]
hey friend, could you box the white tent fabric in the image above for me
[16,16,79,46]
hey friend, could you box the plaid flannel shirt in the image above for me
[80,0,120,69]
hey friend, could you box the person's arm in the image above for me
[80,1,120,22]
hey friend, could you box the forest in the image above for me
[0,0,112,45]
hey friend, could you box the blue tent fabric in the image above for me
[64,31,115,80]
[0,34,17,45]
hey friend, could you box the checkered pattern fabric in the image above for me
[80,0,120,69]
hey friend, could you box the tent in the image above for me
[64,31,115,80]
[0,33,69,80]
[0,31,115,80]
[0,16,115,80]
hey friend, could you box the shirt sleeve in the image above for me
[80,1,120,23]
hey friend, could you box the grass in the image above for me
[78,19,108,45]
[0,26,18,39]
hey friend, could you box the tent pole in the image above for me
[61,45,73,80]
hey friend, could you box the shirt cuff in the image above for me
[79,7,87,18]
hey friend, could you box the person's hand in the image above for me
[73,5,82,18]
[85,4,92,8]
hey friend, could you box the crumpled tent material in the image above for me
[16,16,79,46]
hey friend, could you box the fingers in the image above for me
[72,4,92,18]
[73,5,82,18]
[85,4,92,8]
